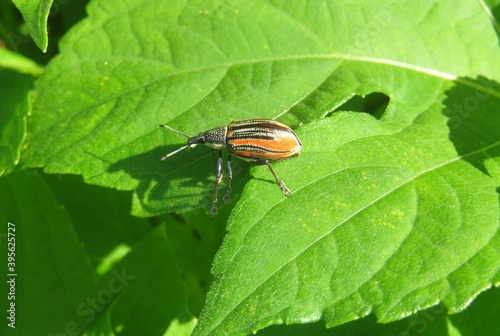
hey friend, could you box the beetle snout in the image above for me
[188,135,205,146]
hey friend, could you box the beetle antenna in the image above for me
[160,144,191,161]
[159,124,196,161]
[159,124,190,139]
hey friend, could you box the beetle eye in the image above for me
[197,135,206,144]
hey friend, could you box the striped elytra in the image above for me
[159,118,302,215]
[226,119,302,162]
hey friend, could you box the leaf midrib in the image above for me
[29,52,473,166]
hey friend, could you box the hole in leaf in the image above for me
[335,92,389,119]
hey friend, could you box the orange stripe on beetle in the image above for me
[159,118,302,216]
[226,119,302,161]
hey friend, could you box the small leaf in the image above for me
[11,0,53,52]
[0,48,43,75]
[0,68,33,176]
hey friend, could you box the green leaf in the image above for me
[254,286,500,335]
[0,68,33,176]
[92,224,196,336]
[0,170,196,335]
[21,0,343,216]
[21,0,500,216]
[42,172,197,333]
[0,170,97,335]
[19,0,500,334]
[194,80,500,333]
[11,0,53,52]
[447,286,500,336]
[43,173,151,272]
[164,210,229,315]
[0,48,43,75]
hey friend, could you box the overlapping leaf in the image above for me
[0,171,97,335]
[0,171,196,335]
[12,0,53,52]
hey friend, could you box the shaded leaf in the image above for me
[162,210,229,315]
[0,170,96,335]
[0,68,33,176]
[43,173,151,272]
[100,225,196,336]
[255,286,500,335]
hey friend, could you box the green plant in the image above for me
[1,0,499,335]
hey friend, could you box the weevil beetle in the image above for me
[159,118,302,215]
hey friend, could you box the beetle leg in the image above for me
[223,154,233,203]
[265,161,292,196]
[211,150,223,216]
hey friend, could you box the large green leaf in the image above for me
[21,0,499,216]
[19,0,500,334]
[194,77,500,334]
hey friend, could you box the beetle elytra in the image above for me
[159,118,302,215]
